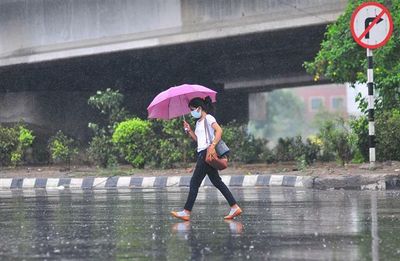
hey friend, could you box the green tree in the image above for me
[87,88,129,168]
[266,90,306,138]
[304,0,400,112]
[249,90,306,141]
[87,88,129,135]
[305,1,400,162]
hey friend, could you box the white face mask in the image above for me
[190,108,201,118]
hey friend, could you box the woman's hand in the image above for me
[183,121,192,133]
[208,144,217,156]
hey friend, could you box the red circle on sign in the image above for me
[350,2,393,49]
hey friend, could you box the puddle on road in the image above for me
[1,188,400,260]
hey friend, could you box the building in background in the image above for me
[248,83,366,143]
[292,83,347,122]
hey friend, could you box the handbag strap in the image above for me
[204,117,212,146]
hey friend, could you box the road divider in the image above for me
[0,173,398,190]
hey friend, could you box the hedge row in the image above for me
[2,109,400,169]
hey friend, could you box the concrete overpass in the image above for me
[0,0,347,142]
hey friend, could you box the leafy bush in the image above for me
[152,119,196,168]
[19,127,35,149]
[87,135,118,168]
[223,122,272,163]
[273,136,319,166]
[302,138,321,166]
[14,126,35,166]
[274,137,298,162]
[349,116,369,162]
[154,139,184,169]
[317,116,356,166]
[375,109,400,161]
[0,125,35,167]
[113,118,152,168]
[0,126,19,166]
[48,131,78,168]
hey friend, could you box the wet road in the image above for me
[1,187,400,260]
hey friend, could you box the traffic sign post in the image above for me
[350,2,393,167]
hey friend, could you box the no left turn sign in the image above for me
[350,2,393,49]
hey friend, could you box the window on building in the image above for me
[310,98,323,111]
[332,97,344,110]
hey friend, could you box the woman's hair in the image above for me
[188,96,213,113]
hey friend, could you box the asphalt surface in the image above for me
[1,187,400,260]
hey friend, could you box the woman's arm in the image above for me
[187,129,197,141]
[210,122,222,147]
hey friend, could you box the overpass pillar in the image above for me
[249,93,267,121]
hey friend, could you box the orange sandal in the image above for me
[171,210,190,221]
[224,207,242,219]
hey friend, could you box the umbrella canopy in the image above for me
[147,84,217,120]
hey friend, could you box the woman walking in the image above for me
[171,96,242,221]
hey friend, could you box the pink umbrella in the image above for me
[147,84,217,120]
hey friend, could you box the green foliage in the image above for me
[10,151,22,167]
[265,90,306,138]
[317,116,357,166]
[0,126,19,166]
[48,131,78,168]
[249,90,306,140]
[304,0,400,112]
[154,139,183,169]
[296,154,308,171]
[19,127,35,148]
[318,110,400,163]
[87,88,128,168]
[375,109,400,161]
[273,136,319,166]
[87,135,118,168]
[0,125,35,167]
[145,118,196,168]
[223,122,273,163]
[349,116,369,162]
[14,126,35,167]
[88,88,129,133]
[113,118,152,168]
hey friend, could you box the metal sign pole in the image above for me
[367,48,376,167]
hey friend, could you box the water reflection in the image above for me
[1,188,400,260]
[371,193,379,261]
[224,220,244,234]
[171,220,243,238]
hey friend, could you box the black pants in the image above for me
[184,150,237,211]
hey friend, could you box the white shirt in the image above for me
[195,114,216,152]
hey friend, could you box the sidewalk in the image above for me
[1,162,400,190]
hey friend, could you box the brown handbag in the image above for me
[205,149,228,170]
[204,119,228,170]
